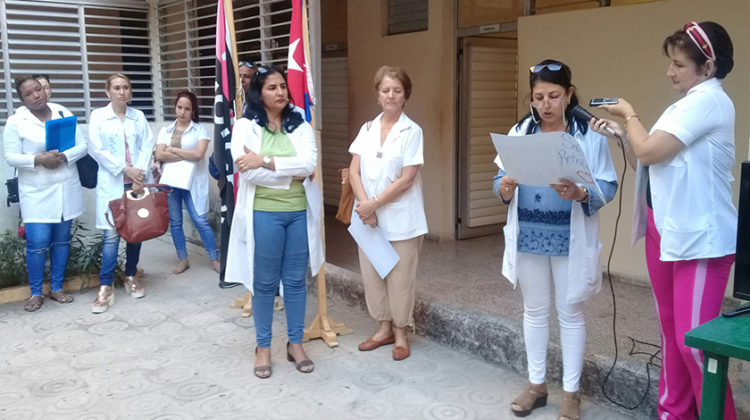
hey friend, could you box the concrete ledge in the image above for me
[0,275,99,305]
[319,264,658,419]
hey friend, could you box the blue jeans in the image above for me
[25,219,72,296]
[99,229,141,286]
[253,210,309,348]
[167,188,218,260]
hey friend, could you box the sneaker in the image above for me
[172,258,190,274]
[91,286,114,314]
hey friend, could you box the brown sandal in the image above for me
[558,391,580,420]
[24,295,43,312]
[286,342,314,373]
[48,290,74,304]
[254,347,272,379]
[511,382,547,417]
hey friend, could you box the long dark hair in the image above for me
[175,90,200,123]
[243,64,303,133]
[519,59,587,135]
[662,21,734,80]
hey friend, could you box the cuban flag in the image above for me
[287,0,315,123]
[213,0,240,288]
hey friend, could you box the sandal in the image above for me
[254,347,272,379]
[124,276,145,299]
[558,391,580,420]
[286,342,314,373]
[91,286,114,314]
[511,382,547,417]
[48,290,74,304]
[24,295,43,312]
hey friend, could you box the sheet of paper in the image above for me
[45,116,77,152]
[347,210,400,278]
[160,159,196,190]
[303,176,322,221]
[491,132,603,201]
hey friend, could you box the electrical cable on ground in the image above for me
[600,133,662,410]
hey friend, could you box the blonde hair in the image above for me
[105,73,131,91]
[373,65,412,100]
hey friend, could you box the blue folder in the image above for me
[45,115,77,152]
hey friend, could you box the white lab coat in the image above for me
[498,120,616,304]
[225,118,324,292]
[156,120,211,216]
[88,104,154,230]
[3,103,87,223]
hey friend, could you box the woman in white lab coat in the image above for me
[226,65,323,379]
[3,76,87,312]
[88,73,154,314]
[494,59,617,420]
[154,90,218,275]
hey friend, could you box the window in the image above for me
[388,0,428,35]
[156,0,292,122]
[0,0,152,123]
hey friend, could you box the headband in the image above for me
[683,21,715,61]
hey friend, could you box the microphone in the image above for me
[571,105,617,137]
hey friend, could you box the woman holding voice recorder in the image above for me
[590,21,737,420]
[494,59,617,419]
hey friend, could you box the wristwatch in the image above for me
[263,156,271,168]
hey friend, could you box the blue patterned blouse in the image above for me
[516,185,571,256]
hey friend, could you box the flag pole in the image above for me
[224,0,242,118]
[222,0,254,315]
[299,0,351,346]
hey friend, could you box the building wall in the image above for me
[518,0,750,286]
[346,0,457,240]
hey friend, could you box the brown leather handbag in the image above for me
[106,184,172,243]
[335,168,354,224]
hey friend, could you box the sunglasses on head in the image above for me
[239,61,254,68]
[683,21,715,61]
[530,63,563,73]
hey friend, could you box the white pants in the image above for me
[517,252,586,392]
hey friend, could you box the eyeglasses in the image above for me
[530,95,564,108]
[529,63,562,73]
[684,21,715,61]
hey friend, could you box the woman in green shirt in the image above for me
[227,65,324,379]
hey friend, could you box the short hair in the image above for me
[105,73,131,91]
[14,76,40,97]
[662,21,734,79]
[32,73,50,83]
[175,90,200,123]
[244,64,304,133]
[373,65,412,100]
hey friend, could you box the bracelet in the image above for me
[577,187,589,203]
[373,195,380,206]
[624,114,640,129]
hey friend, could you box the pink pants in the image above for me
[646,209,736,420]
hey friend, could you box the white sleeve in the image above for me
[348,123,368,156]
[652,92,719,147]
[401,125,424,167]
[231,119,292,189]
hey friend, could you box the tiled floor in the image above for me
[0,236,634,420]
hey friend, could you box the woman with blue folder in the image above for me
[154,91,219,274]
[88,73,154,314]
[3,76,87,312]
